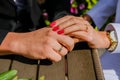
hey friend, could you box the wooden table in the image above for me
[0,42,105,80]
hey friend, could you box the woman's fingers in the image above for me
[50,16,91,35]
[50,15,74,27]
[57,17,86,30]
[50,15,85,29]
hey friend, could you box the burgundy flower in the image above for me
[79,4,85,10]
[42,12,48,19]
[70,0,74,4]
[70,7,78,14]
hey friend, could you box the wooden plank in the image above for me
[0,59,11,72]
[39,58,65,80]
[92,49,105,80]
[98,48,106,57]
[67,50,96,80]
[0,55,13,73]
[11,56,37,80]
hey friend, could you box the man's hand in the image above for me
[0,27,74,62]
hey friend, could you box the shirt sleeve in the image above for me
[86,0,117,29]
[105,23,120,53]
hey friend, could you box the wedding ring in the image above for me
[86,26,88,31]
[85,24,88,31]
[58,46,63,52]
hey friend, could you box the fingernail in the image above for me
[57,30,64,34]
[50,22,56,27]
[52,26,59,31]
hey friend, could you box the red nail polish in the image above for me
[50,22,56,27]
[52,26,59,31]
[57,30,64,34]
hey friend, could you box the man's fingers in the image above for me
[48,30,74,51]
[73,38,84,43]
[69,31,93,42]
[49,39,68,56]
[56,35,74,51]
[46,47,62,62]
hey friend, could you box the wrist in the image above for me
[0,32,17,53]
[104,31,111,48]
[98,31,111,48]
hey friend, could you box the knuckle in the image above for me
[47,30,53,36]
[75,24,80,28]
[44,46,50,53]
[45,38,50,44]
[40,56,46,59]
[70,39,74,46]
[72,18,77,23]
[44,37,53,45]
[35,50,47,59]
[85,20,89,24]
[31,54,39,59]
[65,15,73,18]
[69,40,75,50]
[64,36,74,51]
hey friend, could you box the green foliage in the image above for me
[0,70,17,80]
[0,70,45,80]
[42,0,99,26]
[39,76,45,80]
[70,0,98,16]
[18,79,32,80]
[86,0,98,9]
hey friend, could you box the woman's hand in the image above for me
[50,15,110,48]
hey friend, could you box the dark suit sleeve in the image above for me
[16,0,34,31]
[0,30,8,44]
[45,0,70,21]
[0,0,17,44]
[0,18,16,45]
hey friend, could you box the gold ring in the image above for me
[86,26,88,31]
[58,46,63,52]
[85,24,88,31]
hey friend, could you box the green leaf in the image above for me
[18,78,32,80]
[12,76,18,80]
[45,20,50,26]
[39,76,45,80]
[95,26,99,31]
[0,70,17,80]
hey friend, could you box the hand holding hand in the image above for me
[50,15,110,48]
[1,27,74,62]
